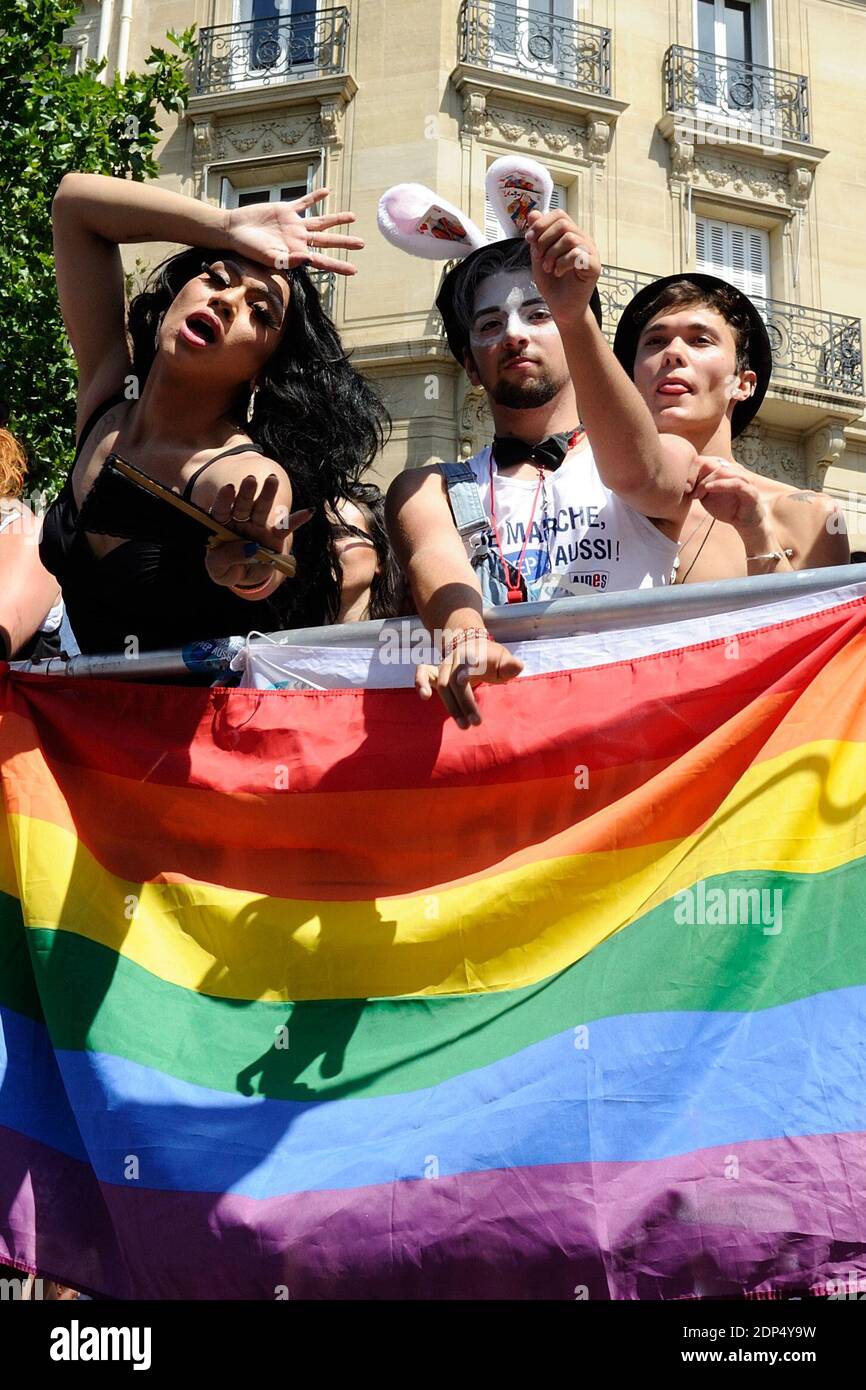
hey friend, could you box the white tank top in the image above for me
[461,439,679,599]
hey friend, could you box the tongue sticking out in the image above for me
[185,316,215,346]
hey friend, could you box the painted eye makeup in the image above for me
[201,262,282,330]
[201,261,229,287]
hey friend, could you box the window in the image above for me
[695,214,770,298]
[491,1,576,78]
[237,0,317,77]
[219,173,312,210]
[484,180,566,243]
[697,0,754,64]
[694,0,771,113]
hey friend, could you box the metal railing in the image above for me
[195,7,350,95]
[599,266,864,397]
[16,566,866,681]
[308,269,336,318]
[663,45,810,144]
[597,265,657,338]
[458,0,611,95]
[756,298,864,396]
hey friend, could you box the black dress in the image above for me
[39,395,292,656]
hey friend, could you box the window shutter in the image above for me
[484,181,566,242]
[728,224,748,291]
[695,214,770,298]
[745,226,769,298]
[484,196,500,244]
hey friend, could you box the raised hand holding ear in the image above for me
[524,209,601,328]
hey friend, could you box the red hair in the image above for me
[0,428,27,500]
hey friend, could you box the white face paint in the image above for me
[468,270,559,351]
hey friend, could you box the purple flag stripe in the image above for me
[2,1124,864,1300]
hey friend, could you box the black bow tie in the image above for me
[492,430,578,471]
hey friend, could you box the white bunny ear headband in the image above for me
[377,156,604,365]
[376,155,554,261]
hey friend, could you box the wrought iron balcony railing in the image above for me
[663,45,810,144]
[755,298,864,396]
[458,0,611,95]
[599,266,864,398]
[308,269,336,319]
[195,7,349,96]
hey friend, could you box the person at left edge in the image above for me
[39,172,388,655]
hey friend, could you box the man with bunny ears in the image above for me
[381,158,698,728]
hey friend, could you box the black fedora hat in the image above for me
[612,272,772,438]
[436,237,603,366]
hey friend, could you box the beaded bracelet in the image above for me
[745,548,794,562]
[231,575,273,597]
[441,626,490,659]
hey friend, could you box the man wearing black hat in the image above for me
[386,210,698,728]
[613,273,847,584]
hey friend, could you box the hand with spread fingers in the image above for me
[204,471,313,593]
[524,208,601,328]
[415,631,524,730]
[226,187,364,276]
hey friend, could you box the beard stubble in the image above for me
[490,365,568,409]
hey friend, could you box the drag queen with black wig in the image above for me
[40,172,389,655]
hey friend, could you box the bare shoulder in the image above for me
[387,461,446,496]
[771,485,849,566]
[386,462,448,513]
[771,484,843,530]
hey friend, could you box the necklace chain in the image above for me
[488,427,585,602]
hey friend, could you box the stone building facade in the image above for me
[65,1,866,539]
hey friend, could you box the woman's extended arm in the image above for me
[52,173,363,430]
[52,173,235,429]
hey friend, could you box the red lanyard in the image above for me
[488,455,544,603]
[488,428,583,604]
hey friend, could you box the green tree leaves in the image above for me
[0,1,195,492]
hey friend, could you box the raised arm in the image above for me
[525,211,694,523]
[52,174,364,430]
[386,466,522,727]
[52,173,231,429]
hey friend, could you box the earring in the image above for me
[246,385,258,424]
[154,312,165,352]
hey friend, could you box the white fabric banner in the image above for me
[235,581,866,692]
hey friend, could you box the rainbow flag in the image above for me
[2,582,866,1300]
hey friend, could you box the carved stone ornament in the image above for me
[318,100,341,146]
[462,90,488,137]
[805,422,847,488]
[192,118,215,165]
[670,134,695,179]
[212,113,321,160]
[788,164,813,207]
[587,119,612,164]
[458,385,492,461]
[734,423,806,486]
[484,105,586,160]
[692,153,789,203]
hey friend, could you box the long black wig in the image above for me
[332,480,408,621]
[126,248,391,628]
